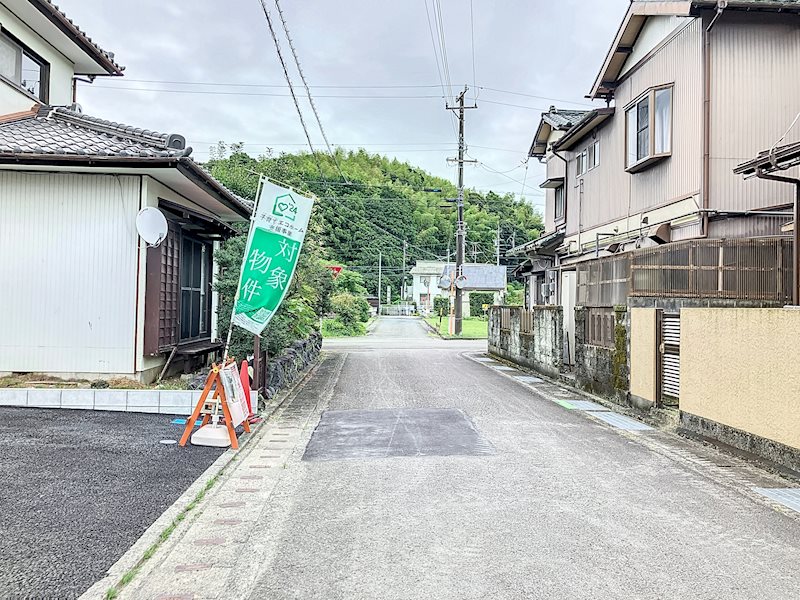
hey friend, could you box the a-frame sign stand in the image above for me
[178,361,251,450]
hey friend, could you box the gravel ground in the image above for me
[0,407,224,599]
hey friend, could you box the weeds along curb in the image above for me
[103,473,222,599]
[82,358,322,600]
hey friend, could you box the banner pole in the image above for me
[223,174,267,362]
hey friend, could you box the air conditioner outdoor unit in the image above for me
[540,283,550,299]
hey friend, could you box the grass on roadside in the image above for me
[103,473,222,599]
[424,316,488,339]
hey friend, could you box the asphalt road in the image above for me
[242,316,800,600]
[0,408,223,599]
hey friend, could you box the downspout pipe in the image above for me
[756,170,800,305]
[701,6,724,238]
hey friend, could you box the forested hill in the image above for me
[207,146,543,296]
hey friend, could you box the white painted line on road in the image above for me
[473,357,497,363]
[754,488,800,513]
[493,366,517,372]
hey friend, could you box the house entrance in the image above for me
[180,236,212,342]
[658,311,680,406]
[561,270,576,368]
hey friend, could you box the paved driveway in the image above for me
[0,407,223,599]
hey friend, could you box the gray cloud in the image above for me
[61,0,629,209]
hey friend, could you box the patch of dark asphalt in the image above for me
[0,407,224,599]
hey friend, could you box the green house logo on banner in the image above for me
[272,193,298,222]
[231,180,314,336]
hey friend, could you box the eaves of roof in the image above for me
[553,108,615,152]
[733,141,800,176]
[590,0,800,100]
[27,0,124,75]
[529,109,591,158]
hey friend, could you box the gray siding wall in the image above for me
[710,12,800,215]
[563,18,704,235]
[544,153,565,234]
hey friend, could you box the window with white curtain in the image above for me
[625,85,672,171]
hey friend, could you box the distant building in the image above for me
[438,263,507,317]
[409,261,448,315]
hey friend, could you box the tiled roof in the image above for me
[32,0,124,74]
[0,104,251,218]
[0,106,190,157]
[542,109,590,131]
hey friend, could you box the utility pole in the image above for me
[377,250,382,317]
[496,222,501,266]
[402,240,408,302]
[446,85,477,336]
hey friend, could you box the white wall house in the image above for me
[0,2,250,382]
[409,260,449,314]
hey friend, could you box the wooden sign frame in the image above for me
[179,361,251,450]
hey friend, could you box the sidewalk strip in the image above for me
[754,488,800,513]
[514,375,543,384]
[592,412,653,432]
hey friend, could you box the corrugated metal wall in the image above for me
[710,13,800,212]
[564,18,703,235]
[0,171,140,374]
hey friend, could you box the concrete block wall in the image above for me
[488,306,563,378]
[574,306,629,404]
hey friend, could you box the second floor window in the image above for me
[626,85,672,171]
[0,31,49,103]
[588,139,600,170]
[555,186,565,221]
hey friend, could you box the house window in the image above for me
[180,237,212,341]
[554,185,565,221]
[626,85,672,171]
[576,149,588,176]
[588,139,600,170]
[0,31,49,102]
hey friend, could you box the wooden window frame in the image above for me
[0,29,49,103]
[625,84,673,173]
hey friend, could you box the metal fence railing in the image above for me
[585,307,615,348]
[577,238,792,305]
[500,307,511,331]
[520,309,534,335]
[630,238,792,302]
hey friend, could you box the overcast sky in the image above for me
[60,0,628,211]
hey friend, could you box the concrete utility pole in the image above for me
[447,85,477,335]
[402,240,408,301]
[377,250,382,316]
[496,222,501,266]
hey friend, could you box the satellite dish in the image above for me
[455,275,468,290]
[136,207,168,247]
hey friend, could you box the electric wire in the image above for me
[255,0,324,177]
[273,0,349,182]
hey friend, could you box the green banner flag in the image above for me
[231,179,314,335]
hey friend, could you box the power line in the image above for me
[479,86,594,107]
[255,0,323,176]
[81,84,446,99]
[470,0,477,105]
[118,78,444,89]
[273,0,348,182]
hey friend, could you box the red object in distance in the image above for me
[326,265,343,279]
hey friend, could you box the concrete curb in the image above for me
[79,361,321,600]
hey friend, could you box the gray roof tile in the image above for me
[0,106,190,158]
[542,109,590,131]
